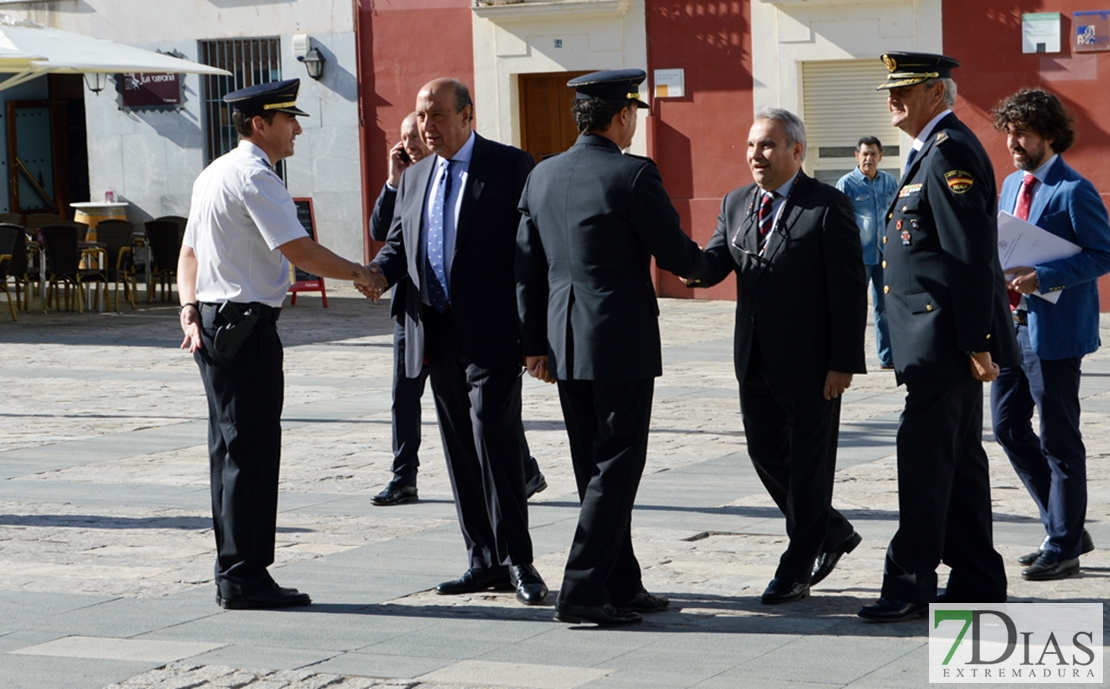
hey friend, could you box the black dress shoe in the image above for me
[217,584,311,610]
[435,566,511,595]
[554,603,642,626]
[524,471,548,499]
[811,531,862,586]
[615,589,669,614]
[760,578,810,605]
[509,563,548,605]
[858,598,927,622]
[1017,530,1094,566]
[371,480,418,506]
[1022,551,1080,581]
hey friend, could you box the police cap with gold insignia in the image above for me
[224,78,310,117]
[567,69,648,107]
[876,52,960,90]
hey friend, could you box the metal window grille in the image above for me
[199,37,284,179]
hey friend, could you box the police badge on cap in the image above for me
[876,52,960,90]
[224,78,310,117]
[567,69,649,107]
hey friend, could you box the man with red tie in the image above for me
[989,88,1110,581]
[685,108,867,605]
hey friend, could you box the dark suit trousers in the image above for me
[390,319,428,484]
[422,306,532,570]
[390,319,539,486]
[991,323,1086,558]
[740,339,854,583]
[883,377,1007,603]
[195,311,283,599]
[556,378,653,607]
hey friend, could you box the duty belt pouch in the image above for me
[213,302,261,359]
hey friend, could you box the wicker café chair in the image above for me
[39,224,106,312]
[0,222,37,311]
[93,220,137,310]
[0,224,19,320]
[145,219,182,303]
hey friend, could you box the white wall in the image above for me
[2,1,362,261]
[751,0,943,162]
[471,0,649,155]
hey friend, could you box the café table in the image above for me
[70,202,129,241]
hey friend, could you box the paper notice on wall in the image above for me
[997,211,1081,304]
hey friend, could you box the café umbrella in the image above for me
[0,14,230,92]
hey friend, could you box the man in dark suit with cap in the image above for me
[178,79,376,609]
[365,78,548,607]
[518,69,706,626]
[858,54,1020,622]
[684,107,867,607]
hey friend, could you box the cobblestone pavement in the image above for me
[0,284,1106,688]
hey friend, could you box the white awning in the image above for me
[0,14,230,92]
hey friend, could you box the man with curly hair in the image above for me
[989,87,1110,580]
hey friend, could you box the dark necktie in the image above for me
[903,147,918,177]
[758,191,777,241]
[425,159,453,313]
[1008,173,1037,310]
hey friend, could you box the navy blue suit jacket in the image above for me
[373,133,535,375]
[1000,155,1110,360]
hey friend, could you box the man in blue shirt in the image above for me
[836,137,899,369]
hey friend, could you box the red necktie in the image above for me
[758,191,776,239]
[1008,173,1036,309]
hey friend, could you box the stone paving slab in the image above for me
[0,285,1107,688]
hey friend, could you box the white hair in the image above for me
[921,77,958,108]
[754,107,807,161]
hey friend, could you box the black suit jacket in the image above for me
[369,183,406,320]
[374,133,535,374]
[690,172,867,394]
[883,113,1019,384]
[516,134,706,380]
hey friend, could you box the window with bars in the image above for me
[199,37,285,178]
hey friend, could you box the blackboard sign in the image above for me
[293,198,319,282]
[288,197,328,307]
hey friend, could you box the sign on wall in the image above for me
[1022,13,1061,54]
[121,73,182,108]
[1075,10,1110,52]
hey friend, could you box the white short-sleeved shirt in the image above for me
[183,140,307,306]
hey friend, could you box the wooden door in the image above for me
[519,71,590,163]
[6,100,68,214]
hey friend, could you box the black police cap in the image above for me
[877,52,960,90]
[567,69,648,107]
[224,78,310,117]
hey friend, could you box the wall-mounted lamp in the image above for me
[300,47,325,80]
[84,73,108,94]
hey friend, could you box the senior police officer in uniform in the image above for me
[517,69,707,626]
[178,79,375,609]
[858,54,1019,622]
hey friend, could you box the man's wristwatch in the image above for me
[179,302,199,315]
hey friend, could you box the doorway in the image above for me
[518,71,590,163]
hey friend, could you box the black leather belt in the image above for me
[200,302,281,322]
[1013,309,1028,326]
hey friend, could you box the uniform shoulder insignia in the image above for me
[935,131,949,145]
[625,153,657,166]
[944,170,974,194]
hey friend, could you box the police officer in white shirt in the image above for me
[177,79,375,610]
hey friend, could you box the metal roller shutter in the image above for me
[802,60,903,185]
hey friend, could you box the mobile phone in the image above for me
[398,147,411,165]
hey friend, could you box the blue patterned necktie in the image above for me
[425,159,453,313]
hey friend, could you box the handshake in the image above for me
[354,263,389,301]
